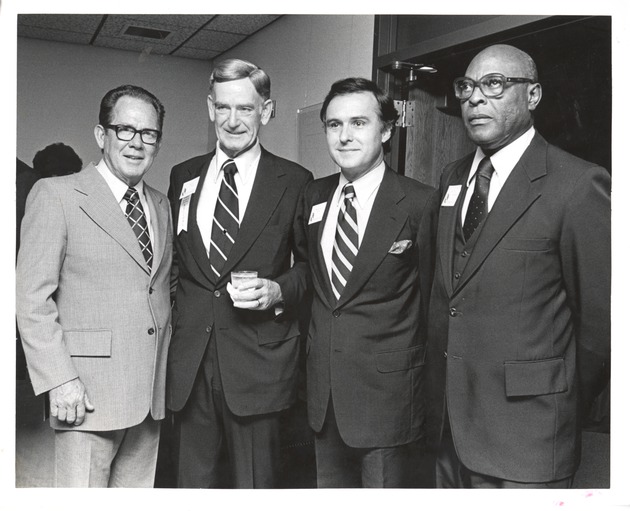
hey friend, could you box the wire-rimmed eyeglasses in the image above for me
[105,124,161,145]
[453,73,535,101]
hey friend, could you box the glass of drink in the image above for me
[231,270,258,289]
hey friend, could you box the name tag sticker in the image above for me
[177,195,191,234]
[309,202,327,225]
[179,177,200,200]
[441,185,462,207]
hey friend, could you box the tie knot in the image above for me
[222,160,238,177]
[343,183,356,201]
[124,187,139,204]
[476,157,494,181]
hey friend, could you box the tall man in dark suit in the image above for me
[302,77,436,487]
[167,58,312,488]
[426,44,610,488]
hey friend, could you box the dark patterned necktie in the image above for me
[124,187,153,270]
[209,159,239,278]
[331,183,359,301]
[463,156,494,241]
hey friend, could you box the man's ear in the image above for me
[260,99,273,126]
[381,122,393,145]
[94,124,105,150]
[207,95,216,122]
[527,83,542,112]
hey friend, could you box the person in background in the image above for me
[301,77,437,487]
[16,84,173,487]
[425,44,610,488]
[32,142,83,178]
[167,58,312,488]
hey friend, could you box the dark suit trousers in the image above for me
[314,398,408,488]
[174,329,280,489]
[436,428,573,489]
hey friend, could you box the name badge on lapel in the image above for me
[309,202,327,225]
[177,177,200,234]
[441,185,462,207]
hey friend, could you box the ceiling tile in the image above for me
[123,14,215,28]
[186,29,246,51]
[206,14,280,35]
[99,15,199,46]
[18,14,103,34]
[92,37,174,56]
[17,25,94,45]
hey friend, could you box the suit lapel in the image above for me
[180,153,215,286]
[336,167,407,308]
[311,177,339,308]
[454,134,548,295]
[143,184,167,278]
[75,164,150,275]
[437,156,473,297]
[218,148,286,281]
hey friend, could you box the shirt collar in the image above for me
[336,161,386,209]
[95,159,145,203]
[212,139,261,183]
[467,126,536,186]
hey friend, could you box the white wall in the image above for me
[17,37,213,194]
[17,15,375,192]
[217,15,375,167]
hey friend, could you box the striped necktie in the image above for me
[124,187,153,270]
[331,183,359,301]
[463,156,494,241]
[209,159,239,277]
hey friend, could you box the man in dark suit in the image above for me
[167,58,312,488]
[426,44,610,488]
[302,77,436,487]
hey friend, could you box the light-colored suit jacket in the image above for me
[16,164,173,432]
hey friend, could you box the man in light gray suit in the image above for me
[16,85,173,487]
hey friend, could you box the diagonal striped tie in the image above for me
[124,187,153,270]
[331,183,359,301]
[209,159,239,278]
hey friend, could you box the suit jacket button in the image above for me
[454,272,461,279]
[443,351,448,358]
[333,310,341,317]
[148,328,155,335]
[206,326,212,333]
[449,307,457,317]
[214,290,221,298]
[149,287,154,294]
[461,250,469,258]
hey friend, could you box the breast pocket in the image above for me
[498,237,552,252]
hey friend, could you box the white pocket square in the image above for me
[388,239,412,254]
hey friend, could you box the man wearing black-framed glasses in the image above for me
[426,44,610,488]
[17,84,173,487]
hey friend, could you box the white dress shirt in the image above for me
[321,162,386,282]
[461,126,536,225]
[96,159,154,244]
[197,141,262,256]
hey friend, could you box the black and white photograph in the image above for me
[3,1,628,509]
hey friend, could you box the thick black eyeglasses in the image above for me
[453,73,535,100]
[104,124,161,145]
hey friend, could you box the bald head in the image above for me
[460,44,542,153]
[467,44,538,82]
